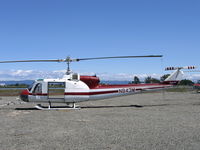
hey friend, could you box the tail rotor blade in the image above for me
[165,66,196,71]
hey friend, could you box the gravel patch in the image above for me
[0,92,200,150]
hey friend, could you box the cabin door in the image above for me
[48,82,65,99]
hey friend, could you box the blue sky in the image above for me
[0,0,199,80]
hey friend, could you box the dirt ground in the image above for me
[0,91,200,150]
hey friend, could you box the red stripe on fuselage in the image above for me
[29,93,48,96]
[65,90,119,95]
[91,83,164,89]
[27,85,169,96]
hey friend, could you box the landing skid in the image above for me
[35,103,80,110]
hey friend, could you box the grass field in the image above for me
[166,86,194,92]
[0,89,23,96]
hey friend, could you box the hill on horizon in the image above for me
[0,80,34,85]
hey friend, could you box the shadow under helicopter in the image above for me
[15,103,172,110]
[81,104,171,109]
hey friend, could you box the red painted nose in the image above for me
[20,89,29,102]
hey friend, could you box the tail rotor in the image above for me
[164,66,196,85]
[165,66,196,71]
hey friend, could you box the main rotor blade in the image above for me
[75,55,163,61]
[0,55,163,64]
[0,59,64,63]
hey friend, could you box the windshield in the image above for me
[28,82,35,91]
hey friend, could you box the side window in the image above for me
[33,83,42,94]
[48,82,65,99]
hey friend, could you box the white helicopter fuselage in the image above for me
[20,72,176,104]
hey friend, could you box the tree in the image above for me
[145,76,160,83]
[15,83,19,86]
[160,74,170,82]
[179,79,194,86]
[151,78,160,83]
[145,76,152,83]
[132,76,140,84]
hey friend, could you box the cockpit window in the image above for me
[33,83,42,94]
[28,82,34,91]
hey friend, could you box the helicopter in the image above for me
[0,55,195,110]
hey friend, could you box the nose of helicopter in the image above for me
[20,89,29,102]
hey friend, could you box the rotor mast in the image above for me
[66,56,71,75]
